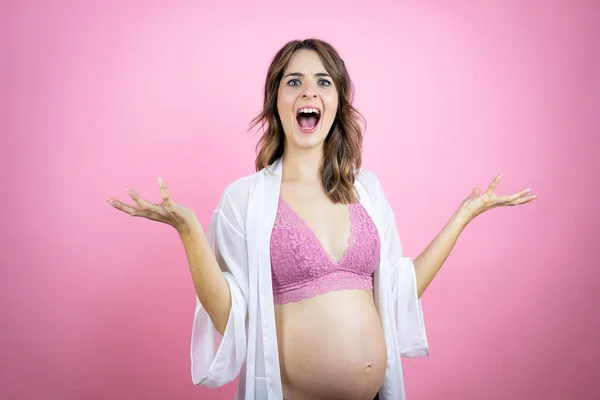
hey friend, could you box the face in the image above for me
[277,49,339,151]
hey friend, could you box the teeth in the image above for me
[297,108,320,114]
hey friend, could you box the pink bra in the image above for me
[270,196,381,305]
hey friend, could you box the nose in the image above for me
[301,82,318,99]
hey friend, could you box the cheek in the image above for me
[277,90,295,111]
[324,94,339,120]
[276,92,296,134]
[278,105,295,127]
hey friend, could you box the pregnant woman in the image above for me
[107,38,536,400]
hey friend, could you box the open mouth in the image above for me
[295,107,321,133]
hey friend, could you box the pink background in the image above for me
[2,1,599,399]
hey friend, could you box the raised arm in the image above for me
[107,177,233,334]
[413,173,536,297]
[179,223,231,335]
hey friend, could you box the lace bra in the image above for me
[270,195,381,305]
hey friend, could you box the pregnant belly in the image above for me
[274,289,387,400]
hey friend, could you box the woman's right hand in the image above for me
[106,177,201,235]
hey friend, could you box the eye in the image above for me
[319,79,331,87]
[287,79,301,86]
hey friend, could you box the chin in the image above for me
[292,128,328,149]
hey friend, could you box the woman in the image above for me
[106,38,536,400]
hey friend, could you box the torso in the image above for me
[274,179,387,400]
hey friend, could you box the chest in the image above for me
[279,182,351,262]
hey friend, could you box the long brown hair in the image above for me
[249,38,365,204]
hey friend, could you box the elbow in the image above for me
[215,322,227,337]
[416,278,428,299]
[214,296,233,337]
[209,313,228,337]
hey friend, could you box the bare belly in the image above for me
[274,289,387,400]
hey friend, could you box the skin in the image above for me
[105,48,537,400]
[277,49,338,157]
[106,179,232,335]
[274,49,387,400]
[273,49,537,400]
[413,176,537,298]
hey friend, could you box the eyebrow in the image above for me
[283,72,331,79]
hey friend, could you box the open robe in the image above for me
[190,158,429,399]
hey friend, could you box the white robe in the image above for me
[190,157,429,399]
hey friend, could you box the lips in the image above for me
[295,106,321,134]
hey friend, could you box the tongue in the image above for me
[298,115,319,129]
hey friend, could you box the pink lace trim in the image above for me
[273,270,373,305]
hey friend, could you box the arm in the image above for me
[413,173,536,298]
[179,222,231,336]
[108,178,235,337]
[190,190,250,387]
[413,211,467,298]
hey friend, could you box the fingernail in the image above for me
[106,197,113,204]
[525,188,531,192]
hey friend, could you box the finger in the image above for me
[125,188,156,210]
[106,198,142,216]
[158,177,170,200]
[508,194,537,206]
[487,173,503,194]
[497,187,532,203]
[158,177,176,212]
[107,197,169,222]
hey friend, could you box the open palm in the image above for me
[106,177,199,234]
[458,174,537,224]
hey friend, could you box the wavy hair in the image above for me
[249,38,365,204]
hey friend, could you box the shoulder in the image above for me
[216,169,263,213]
[211,169,264,234]
[356,167,391,210]
[356,167,384,193]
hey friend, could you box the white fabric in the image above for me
[190,157,429,399]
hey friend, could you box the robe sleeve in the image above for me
[375,174,429,358]
[190,189,249,387]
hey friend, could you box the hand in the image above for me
[106,177,200,235]
[456,174,537,226]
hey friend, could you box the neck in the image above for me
[281,146,323,182]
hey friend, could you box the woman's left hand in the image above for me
[455,174,537,226]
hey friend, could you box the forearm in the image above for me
[413,211,468,298]
[179,222,231,336]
